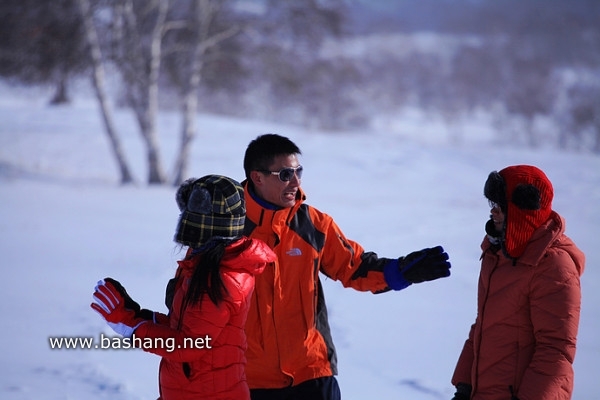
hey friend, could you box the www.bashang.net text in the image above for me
[48,333,212,353]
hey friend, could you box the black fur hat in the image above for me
[484,171,507,211]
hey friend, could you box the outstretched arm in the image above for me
[319,218,450,293]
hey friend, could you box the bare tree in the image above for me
[0,0,88,104]
[171,0,239,185]
[77,0,134,184]
[249,0,348,128]
[566,82,600,153]
[113,0,169,184]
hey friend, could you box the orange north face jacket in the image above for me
[242,183,393,389]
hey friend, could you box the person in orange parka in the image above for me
[451,165,585,400]
[91,175,276,400]
[242,134,452,400]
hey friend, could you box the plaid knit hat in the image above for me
[174,175,245,249]
[484,165,553,258]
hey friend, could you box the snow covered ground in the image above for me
[1,84,598,399]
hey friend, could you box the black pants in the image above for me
[250,376,342,400]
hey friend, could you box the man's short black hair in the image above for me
[243,134,301,179]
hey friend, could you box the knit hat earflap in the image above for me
[485,165,553,259]
[174,175,245,249]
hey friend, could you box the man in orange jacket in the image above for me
[242,133,452,400]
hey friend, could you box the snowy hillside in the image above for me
[1,84,599,399]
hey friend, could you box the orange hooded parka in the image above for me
[242,183,393,389]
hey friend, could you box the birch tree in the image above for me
[114,0,169,184]
[77,0,134,184]
[171,0,239,185]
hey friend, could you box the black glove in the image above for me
[103,277,154,320]
[400,245,451,284]
[451,382,471,400]
[384,246,451,290]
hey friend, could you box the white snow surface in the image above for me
[1,84,598,399]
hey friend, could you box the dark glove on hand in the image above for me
[384,246,451,290]
[400,245,451,283]
[104,277,154,320]
[450,382,472,400]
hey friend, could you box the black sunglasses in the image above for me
[259,165,303,182]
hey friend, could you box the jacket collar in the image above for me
[178,237,268,275]
[481,211,564,267]
[243,180,306,228]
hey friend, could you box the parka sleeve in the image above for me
[517,249,582,400]
[319,216,392,294]
[451,323,475,387]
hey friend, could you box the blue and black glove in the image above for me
[384,246,451,290]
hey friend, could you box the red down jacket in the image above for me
[451,212,585,400]
[135,237,276,400]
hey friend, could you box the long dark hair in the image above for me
[185,239,231,307]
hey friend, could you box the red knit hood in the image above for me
[499,165,554,258]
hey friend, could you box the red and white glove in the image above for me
[91,279,147,337]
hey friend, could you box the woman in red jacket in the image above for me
[450,165,585,400]
[91,175,276,400]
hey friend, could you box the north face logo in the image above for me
[286,248,302,256]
